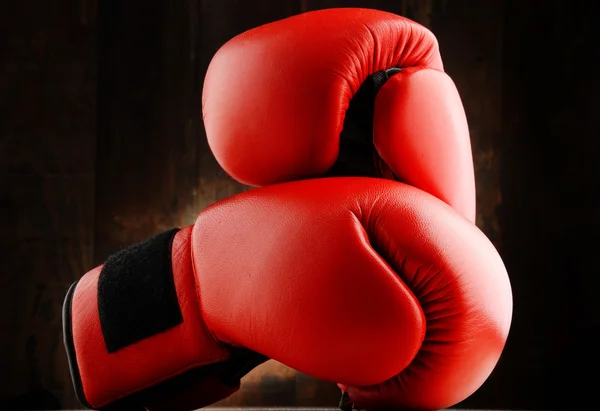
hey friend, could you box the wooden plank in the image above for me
[94,0,216,258]
[302,0,435,23]
[498,0,598,409]
[94,0,190,261]
[0,0,97,408]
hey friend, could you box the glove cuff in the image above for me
[63,226,230,409]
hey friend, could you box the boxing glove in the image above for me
[64,177,512,411]
[202,8,476,223]
[64,179,414,411]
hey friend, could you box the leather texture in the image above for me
[68,178,512,411]
[374,68,475,222]
[201,177,511,410]
[202,8,475,222]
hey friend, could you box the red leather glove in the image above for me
[64,177,512,411]
[203,7,476,223]
[202,8,512,410]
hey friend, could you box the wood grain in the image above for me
[495,1,599,409]
[4,1,596,409]
[0,0,97,408]
[0,0,508,408]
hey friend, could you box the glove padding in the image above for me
[64,177,512,411]
[203,8,476,222]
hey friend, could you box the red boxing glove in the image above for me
[201,9,513,410]
[203,7,476,222]
[64,178,512,411]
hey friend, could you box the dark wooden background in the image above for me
[1,0,598,409]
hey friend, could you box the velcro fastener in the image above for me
[98,228,183,353]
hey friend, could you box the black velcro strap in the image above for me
[98,228,183,353]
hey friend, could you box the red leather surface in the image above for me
[191,177,512,404]
[203,8,443,187]
[374,67,476,223]
[71,226,229,408]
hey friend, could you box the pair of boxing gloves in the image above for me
[63,8,513,411]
